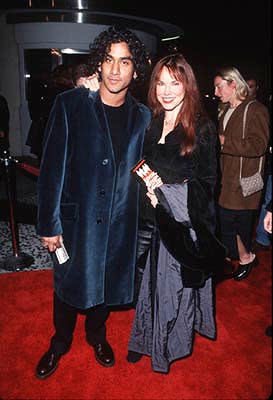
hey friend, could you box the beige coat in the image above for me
[218,97,269,210]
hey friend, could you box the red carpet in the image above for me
[0,249,271,400]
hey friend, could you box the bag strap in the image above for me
[239,100,263,179]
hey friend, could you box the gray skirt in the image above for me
[128,240,216,373]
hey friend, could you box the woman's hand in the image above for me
[146,191,158,208]
[145,172,163,208]
[81,74,100,91]
[145,172,163,191]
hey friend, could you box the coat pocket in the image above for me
[60,203,79,221]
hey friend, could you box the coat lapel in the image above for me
[89,90,111,140]
[88,90,116,165]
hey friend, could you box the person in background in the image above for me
[35,26,151,379]
[26,65,74,162]
[72,63,92,87]
[0,93,10,153]
[252,90,272,252]
[252,137,272,252]
[264,200,272,234]
[127,53,226,374]
[264,198,272,341]
[246,78,259,99]
[214,67,269,281]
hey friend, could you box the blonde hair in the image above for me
[215,67,249,100]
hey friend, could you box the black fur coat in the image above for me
[141,114,226,287]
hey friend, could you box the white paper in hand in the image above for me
[55,242,69,264]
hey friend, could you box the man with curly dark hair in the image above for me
[88,25,150,87]
[35,25,151,379]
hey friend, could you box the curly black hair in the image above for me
[88,25,150,85]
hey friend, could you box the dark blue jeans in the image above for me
[255,175,272,246]
[218,206,256,260]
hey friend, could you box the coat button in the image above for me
[100,189,105,197]
[102,159,109,165]
[97,218,102,224]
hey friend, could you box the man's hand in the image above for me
[41,235,63,252]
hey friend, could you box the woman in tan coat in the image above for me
[214,67,269,281]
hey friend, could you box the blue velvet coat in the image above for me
[37,87,151,309]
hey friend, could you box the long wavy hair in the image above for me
[148,53,205,155]
[88,25,150,85]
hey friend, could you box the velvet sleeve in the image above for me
[36,95,68,237]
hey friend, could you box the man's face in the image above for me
[247,79,258,97]
[99,42,136,96]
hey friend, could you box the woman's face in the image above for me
[156,66,185,112]
[214,76,235,104]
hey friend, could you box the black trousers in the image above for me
[49,292,110,356]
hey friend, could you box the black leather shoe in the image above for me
[233,256,258,281]
[36,351,61,379]
[93,342,115,367]
[127,350,143,363]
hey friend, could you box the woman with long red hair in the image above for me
[127,53,226,373]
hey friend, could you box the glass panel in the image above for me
[61,52,89,67]
[24,49,52,101]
